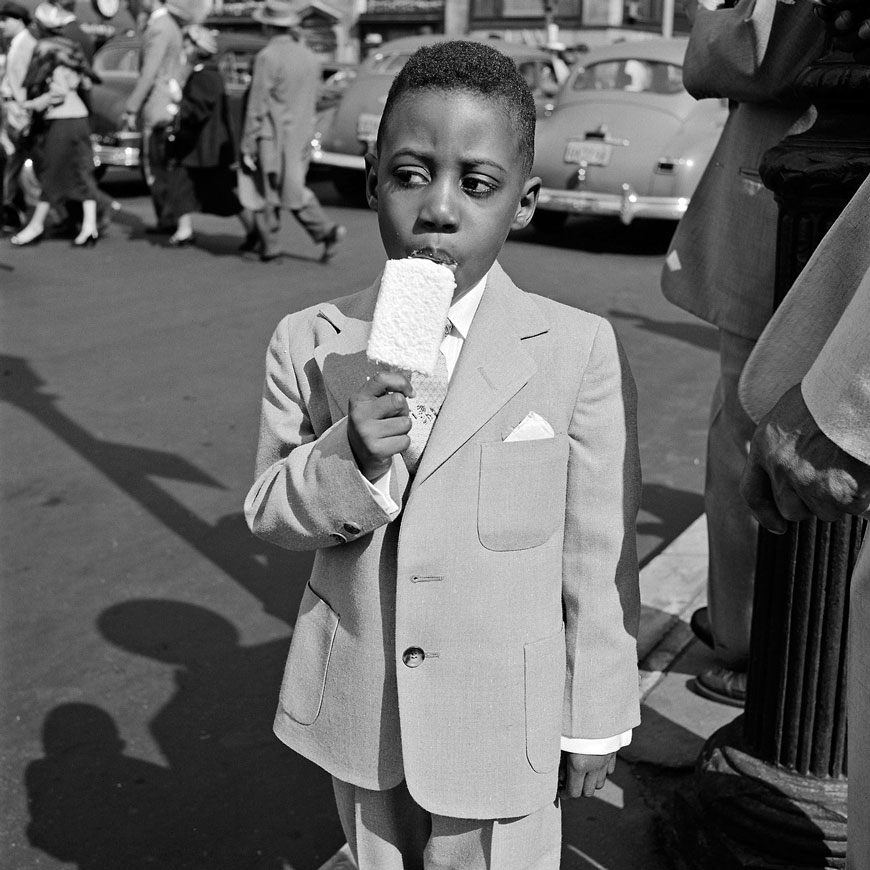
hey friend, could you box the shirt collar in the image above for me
[447,271,488,341]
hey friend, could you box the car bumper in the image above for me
[309,141,366,172]
[91,139,142,169]
[537,184,689,225]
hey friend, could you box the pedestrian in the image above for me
[163,25,251,247]
[9,2,101,247]
[120,0,191,234]
[238,0,345,263]
[659,0,825,705]
[244,40,641,869]
[737,173,870,870]
[0,0,37,232]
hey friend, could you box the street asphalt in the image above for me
[1,177,736,869]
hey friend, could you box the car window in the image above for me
[94,45,139,74]
[217,50,257,88]
[572,59,683,95]
[367,51,412,73]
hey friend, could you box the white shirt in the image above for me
[1,26,37,104]
[360,269,632,756]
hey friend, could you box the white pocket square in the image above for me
[504,411,555,442]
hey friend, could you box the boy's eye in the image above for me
[394,166,430,187]
[461,175,497,197]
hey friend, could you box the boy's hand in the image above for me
[558,751,616,799]
[347,372,415,481]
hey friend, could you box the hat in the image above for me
[185,23,217,54]
[252,0,302,28]
[165,0,212,23]
[0,1,30,23]
[33,1,74,29]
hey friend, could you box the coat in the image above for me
[244,262,642,820]
[738,172,870,870]
[124,8,184,129]
[660,0,825,340]
[170,60,234,169]
[240,33,319,211]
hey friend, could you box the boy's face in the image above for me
[366,89,540,299]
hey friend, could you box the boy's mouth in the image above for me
[409,248,458,271]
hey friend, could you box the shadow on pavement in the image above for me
[607,309,718,353]
[510,217,677,256]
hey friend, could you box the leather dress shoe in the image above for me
[691,666,747,708]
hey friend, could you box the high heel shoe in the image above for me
[168,233,195,248]
[10,229,44,247]
[72,232,98,248]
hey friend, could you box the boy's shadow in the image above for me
[27,600,344,870]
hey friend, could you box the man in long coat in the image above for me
[239,0,344,262]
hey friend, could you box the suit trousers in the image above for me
[705,329,758,670]
[848,539,870,870]
[332,777,561,870]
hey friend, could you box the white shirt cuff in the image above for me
[561,729,632,754]
[360,467,400,519]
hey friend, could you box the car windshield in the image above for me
[367,52,412,73]
[94,44,139,73]
[572,59,683,95]
[217,50,258,88]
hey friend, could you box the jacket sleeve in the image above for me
[125,23,166,115]
[803,267,870,467]
[683,0,824,104]
[244,314,396,551]
[240,49,271,155]
[561,318,642,740]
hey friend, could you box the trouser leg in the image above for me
[332,777,561,870]
[704,328,759,671]
[2,143,28,216]
[253,206,280,256]
[292,186,335,243]
[848,542,870,870]
[144,124,174,228]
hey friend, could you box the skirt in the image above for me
[32,117,99,207]
[167,165,241,218]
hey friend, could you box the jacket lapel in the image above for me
[411,263,547,490]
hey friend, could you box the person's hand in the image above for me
[347,371,414,481]
[740,384,870,534]
[558,752,616,799]
[120,110,137,131]
[811,0,870,60]
[241,152,257,173]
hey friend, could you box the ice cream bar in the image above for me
[367,257,456,376]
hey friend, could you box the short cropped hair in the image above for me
[377,40,536,176]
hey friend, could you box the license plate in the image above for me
[564,140,612,166]
[357,112,382,144]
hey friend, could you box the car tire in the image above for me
[531,210,568,234]
[332,169,368,207]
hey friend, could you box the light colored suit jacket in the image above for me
[661,0,825,340]
[240,34,320,210]
[244,262,642,820]
[124,8,184,127]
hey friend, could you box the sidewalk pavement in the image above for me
[316,514,743,870]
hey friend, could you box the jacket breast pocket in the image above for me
[278,584,339,726]
[524,627,566,773]
[477,434,566,551]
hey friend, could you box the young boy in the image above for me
[244,40,641,870]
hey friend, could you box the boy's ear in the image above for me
[364,152,379,212]
[511,176,541,231]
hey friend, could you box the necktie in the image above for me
[403,346,449,474]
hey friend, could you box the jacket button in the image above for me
[343,522,361,535]
[330,532,347,544]
[402,647,425,668]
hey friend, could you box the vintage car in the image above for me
[530,36,728,231]
[310,34,563,204]
[87,29,349,178]
[88,30,267,176]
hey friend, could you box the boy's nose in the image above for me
[420,183,459,232]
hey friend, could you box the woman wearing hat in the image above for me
[10,2,101,246]
[238,0,345,262]
[163,24,251,246]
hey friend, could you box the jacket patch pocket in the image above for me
[478,435,566,551]
[524,627,566,773]
[279,584,339,726]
